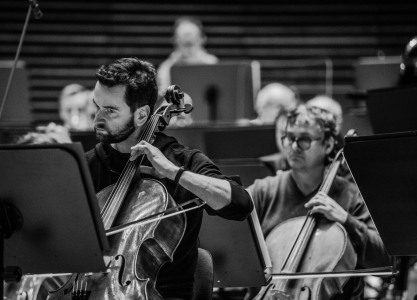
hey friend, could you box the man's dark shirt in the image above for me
[85,133,253,299]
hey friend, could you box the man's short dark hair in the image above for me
[95,57,158,114]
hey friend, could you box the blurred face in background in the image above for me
[174,20,205,57]
[255,83,298,125]
[275,113,288,151]
[59,90,94,130]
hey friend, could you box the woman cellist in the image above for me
[246,103,391,299]
[45,57,253,300]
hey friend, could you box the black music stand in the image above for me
[0,143,109,293]
[199,209,271,288]
[366,85,417,134]
[343,131,417,297]
[199,175,271,288]
[343,131,417,256]
[170,61,259,123]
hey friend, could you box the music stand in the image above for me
[199,175,271,288]
[0,60,33,127]
[204,125,277,160]
[214,159,274,187]
[199,210,271,288]
[366,85,417,134]
[0,143,108,292]
[343,131,417,256]
[170,61,260,123]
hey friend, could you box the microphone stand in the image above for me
[1,1,42,295]
[0,0,43,121]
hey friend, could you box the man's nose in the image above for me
[291,140,301,150]
[94,109,104,122]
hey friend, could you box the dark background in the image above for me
[1,0,417,125]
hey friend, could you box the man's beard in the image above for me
[94,117,135,144]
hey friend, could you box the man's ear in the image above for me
[134,105,150,127]
[324,136,335,155]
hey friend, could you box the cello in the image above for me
[47,85,191,300]
[255,145,357,300]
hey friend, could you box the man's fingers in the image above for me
[305,198,326,208]
[130,141,149,161]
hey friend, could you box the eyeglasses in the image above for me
[281,135,322,151]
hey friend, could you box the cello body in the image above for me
[255,216,356,300]
[47,178,186,300]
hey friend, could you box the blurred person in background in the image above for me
[250,82,299,126]
[16,122,72,144]
[253,83,300,172]
[157,16,219,93]
[58,83,95,130]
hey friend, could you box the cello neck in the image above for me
[318,149,343,195]
[100,114,163,230]
[301,150,344,243]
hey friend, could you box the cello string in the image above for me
[101,158,137,219]
[113,103,171,204]
[101,115,158,221]
[115,115,157,192]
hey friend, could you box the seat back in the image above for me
[192,248,214,300]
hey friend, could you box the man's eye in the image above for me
[106,108,115,113]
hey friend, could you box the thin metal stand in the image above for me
[1,202,24,296]
[0,0,43,120]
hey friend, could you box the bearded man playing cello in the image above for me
[246,104,391,300]
[70,57,253,300]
